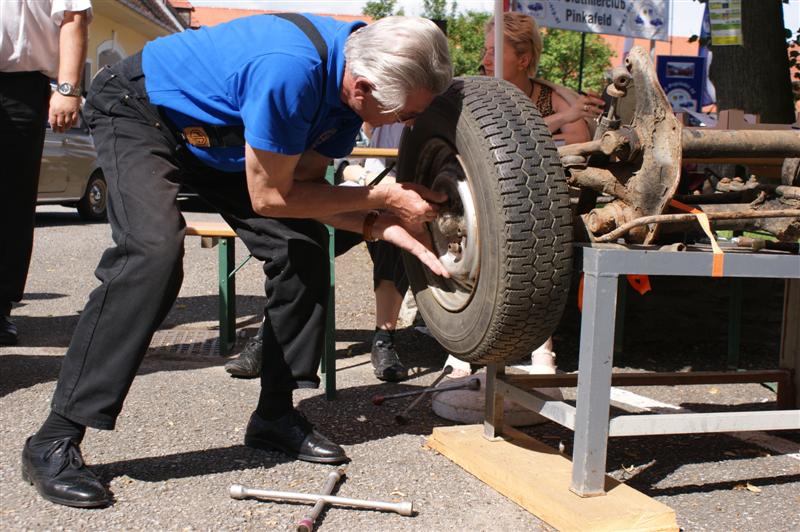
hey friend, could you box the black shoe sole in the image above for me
[373,368,410,383]
[21,464,110,508]
[244,435,349,465]
[225,370,260,379]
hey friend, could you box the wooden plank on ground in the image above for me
[426,425,677,532]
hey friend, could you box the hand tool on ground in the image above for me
[395,365,453,425]
[371,376,480,406]
[296,468,345,532]
[230,484,413,516]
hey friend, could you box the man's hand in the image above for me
[377,182,448,225]
[372,212,450,279]
[49,92,81,132]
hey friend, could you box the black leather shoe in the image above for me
[244,410,348,464]
[0,314,18,346]
[21,437,110,508]
[371,339,409,382]
[225,335,262,378]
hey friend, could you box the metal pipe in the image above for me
[681,129,800,159]
[396,365,453,425]
[595,209,800,242]
[230,485,414,516]
[296,469,345,532]
[371,377,480,406]
[493,0,503,81]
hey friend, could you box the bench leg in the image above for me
[323,224,336,400]
[727,277,743,370]
[219,237,236,356]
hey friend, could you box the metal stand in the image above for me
[483,244,800,497]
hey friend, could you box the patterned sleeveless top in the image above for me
[533,81,555,118]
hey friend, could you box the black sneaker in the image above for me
[244,410,348,464]
[225,334,262,378]
[21,437,110,508]
[0,314,18,346]
[371,339,409,382]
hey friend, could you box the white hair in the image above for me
[345,16,452,112]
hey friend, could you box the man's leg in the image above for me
[222,228,363,380]
[23,59,186,507]
[367,240,410,382]
[189,177,347,463]
[0,72,51,345]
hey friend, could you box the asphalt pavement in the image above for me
[1,205,798,531]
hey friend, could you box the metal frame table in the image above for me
[483,244,800,497]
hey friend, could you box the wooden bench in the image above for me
[184,221,241,357]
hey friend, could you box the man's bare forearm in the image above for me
[58,10,89,86]
[252,180,391,219]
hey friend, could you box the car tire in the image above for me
[77,170,108,221]
[397,77,573,364]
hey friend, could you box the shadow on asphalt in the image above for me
[8,294,266,349]
[95,445,291,484]
[520,419,800,499]
[297,382,456,446]
[0,349,227,399]
[35,210,108,227]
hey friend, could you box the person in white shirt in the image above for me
[0,0,92,345]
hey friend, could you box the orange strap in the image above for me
[668,199,724,277]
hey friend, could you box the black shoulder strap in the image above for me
[273,13,329,125]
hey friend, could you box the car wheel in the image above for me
[77,170,108,221]
[397,77,573,364]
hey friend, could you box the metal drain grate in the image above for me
[148,329,230,357]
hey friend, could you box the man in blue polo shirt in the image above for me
[21,14,452,508]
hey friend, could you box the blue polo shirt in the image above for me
[142,14,365,172]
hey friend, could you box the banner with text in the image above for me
[709,0,742,46]
[515,0,671,41]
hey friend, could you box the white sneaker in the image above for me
[512,350,557,375]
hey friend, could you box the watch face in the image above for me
[58,82,80,96]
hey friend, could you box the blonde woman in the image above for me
[483,12,605,145]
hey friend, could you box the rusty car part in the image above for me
[594,209,800,243]
[560,46,800,244]
[732,236,799,253]
[682,129,800,159]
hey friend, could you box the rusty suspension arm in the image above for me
[594,209,800,243]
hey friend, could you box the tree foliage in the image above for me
[362,0,403,19]
[447,11,491,76]
[422,0,456,20]
[539,30,615,92]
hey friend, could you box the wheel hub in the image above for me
[417,141,480,312]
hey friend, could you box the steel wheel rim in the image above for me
[89,177,106,215]
[416,139,480,312]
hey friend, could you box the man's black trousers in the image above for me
[0,72,51,316]
[51,53,339,430]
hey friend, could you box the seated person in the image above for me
[445,11,605,377]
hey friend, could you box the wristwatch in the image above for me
[57,82,81,97]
